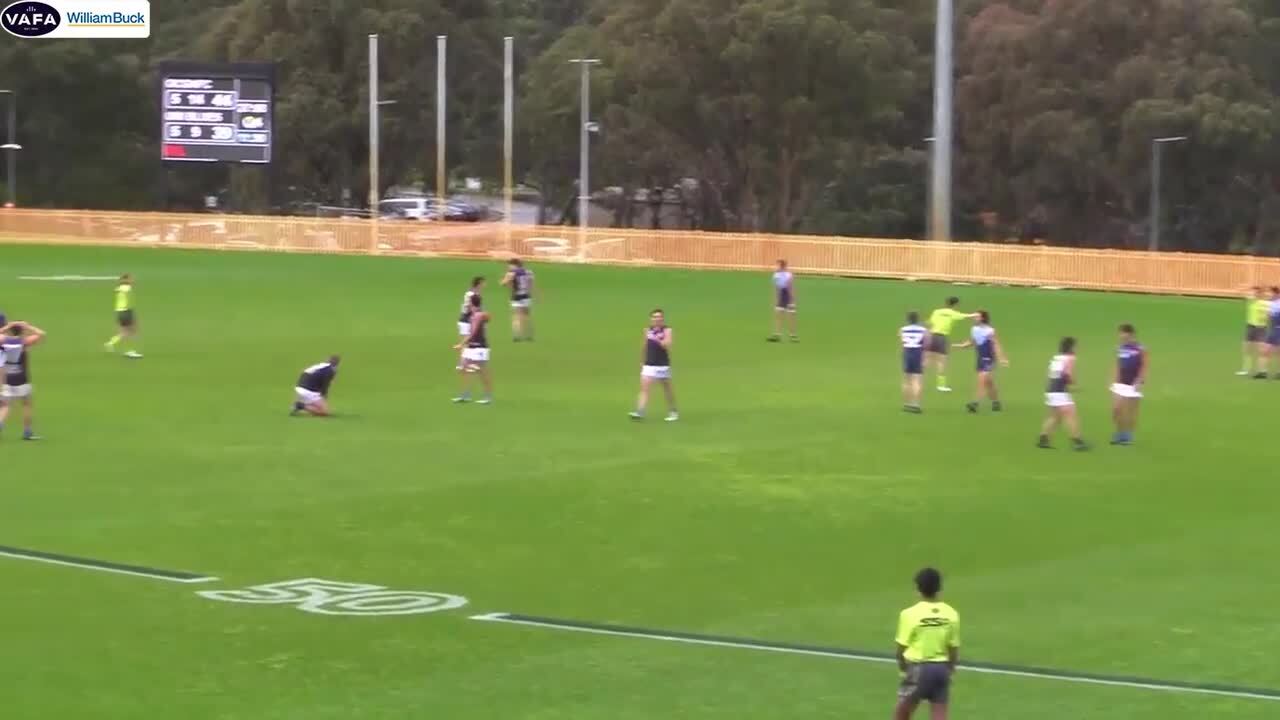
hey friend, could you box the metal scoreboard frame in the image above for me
[158,61,276,164]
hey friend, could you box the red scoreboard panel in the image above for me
[158,61,274,164]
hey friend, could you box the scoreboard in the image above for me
[158,61,275,164]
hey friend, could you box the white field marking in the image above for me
[0,548,219,584]
[199,578,469,617]
[470,613,1280,703]
[17,275,119,281]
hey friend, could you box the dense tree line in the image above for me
[1,0,1278,251]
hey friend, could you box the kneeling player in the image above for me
[292,355,340,417]
[453,296,493,404]
[1039,337,1087,450]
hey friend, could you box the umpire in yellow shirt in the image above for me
[894,567,960,720]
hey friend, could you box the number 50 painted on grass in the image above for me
[198,578,468,616]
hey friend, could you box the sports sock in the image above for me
[107,335,121,348]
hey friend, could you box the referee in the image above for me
[894,567,960,720]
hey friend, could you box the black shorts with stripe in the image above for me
[898,662,952,704]
[117,309,135,328]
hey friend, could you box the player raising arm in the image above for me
[291,355,340,417]
[927,297,979,392]
[952,310,1008,414]
[1,320,46,441]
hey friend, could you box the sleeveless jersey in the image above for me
[773,270,794,307]
[467,316,489,349]
[297,362,336,396]
[459,289,480,323]
[510,268,534,301]
[1046,354,1073,393]
[1116,342,1145,385]
[645,325,671,366]
[2,336,29,386]
[972,325,996,361]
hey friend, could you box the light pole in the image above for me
[1148,136,1187,251]
[569,58,600,244]
[368,35,379,214]
[436,35,447,212]
[0,90,18,207]
[923,136,935,239]
[929,0,954,242]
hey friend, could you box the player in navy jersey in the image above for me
[501,258,535,341]
[630,309,678,421]
[0,320,45,440]
[1110,324,1147,446]
[1266,287,1280,379]
[768,259,798,342]
[291,355,340,417]
[899,312,930,413]
[453,295,493,404]
[953,310,1007,413]
[457,276,485,369]
[1038,337,1088,450]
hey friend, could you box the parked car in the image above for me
[378,197,488,222]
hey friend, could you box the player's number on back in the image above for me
[198,578,468,616]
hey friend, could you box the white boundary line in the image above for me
[470,613,1280,703]
[0,548,219,584]
[17,275,119,281]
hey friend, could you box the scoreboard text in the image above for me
[159,62,274,164]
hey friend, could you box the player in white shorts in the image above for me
[630,309,678,421]
[453,295,493,404]
[457,276,484,369]
[1038,337,1088,451]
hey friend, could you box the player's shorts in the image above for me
[898,662,952,704]
[511,297,532,309]
[1245,324,1265,342]
[1,383,32,399]
[117,309,135,328]
[1110,383,1143,399]
[976,355,995,373]
[775,289,795,311]
[458,321,472,336]
[462,347,491,363]
[927,334,948,354]
[294,387,323,406]
[1045,392,1074,408]
[641,365,672,380]
[903,350,924,375]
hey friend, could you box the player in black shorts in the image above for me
[501,258,535,341]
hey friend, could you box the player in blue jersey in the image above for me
[630,309,678,422]
[953,310,1007,414]
[767,259,798,342]
[456,276,485,370]
[1110,324,1147,446]
[899,312,930,414]
[500,258,536,342]
[1266,287,1280,379]
[0,320,46,440]
[1038,337,1088,451]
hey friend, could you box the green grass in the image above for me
[1,243,1276,719]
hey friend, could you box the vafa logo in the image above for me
[1,1,60,37]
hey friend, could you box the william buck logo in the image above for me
[1,2,61,37]
[1,0,148,38]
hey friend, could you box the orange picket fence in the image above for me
[2,208,1277,297]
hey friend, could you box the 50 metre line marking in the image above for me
[0,544,218,584]
[471,613,1280,703]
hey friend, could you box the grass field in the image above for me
[2,242,1278,719]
